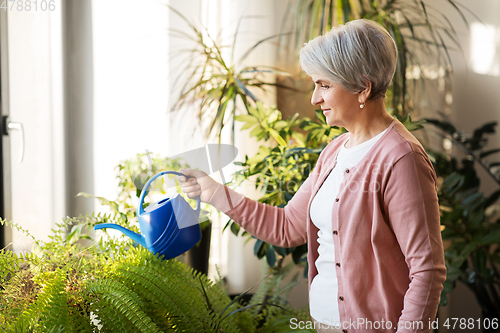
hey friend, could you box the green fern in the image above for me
[107,246,243,332]
[16,269,69,332]
[89,278,161,333]
[1,207,309,332]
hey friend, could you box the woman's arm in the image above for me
[383,150,446,333]
[178,167,315,248]
[205,174,315,248]
[178,146,329,248]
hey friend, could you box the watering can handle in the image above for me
[137,171,201,217]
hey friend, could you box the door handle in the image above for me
[2,116,24,163]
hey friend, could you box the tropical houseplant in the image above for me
[425,118,500,330]
[168,5,290,143]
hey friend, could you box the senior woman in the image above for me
[178,19,446,333]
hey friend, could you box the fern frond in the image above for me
[113,263,207,332]
[118,247,235,332]
[110,246,247,332]
[88,278,161,333]
[0,269,40,325]
[248,261,274,317]
[0,219,41,248]
[16,269,70,332]
[268,263,300,308]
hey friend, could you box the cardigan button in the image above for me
[342,330,347,333]
[336,263,340,267]
[345,168,349,173]
[333,230,338,235]
[335,198,339,202]
[339,296,344,301]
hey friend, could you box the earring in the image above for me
[360,103,365,109]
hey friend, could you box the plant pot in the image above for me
[187,222,212,276]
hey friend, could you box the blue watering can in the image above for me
[94,171,202,260]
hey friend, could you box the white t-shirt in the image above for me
[309,128,388,326]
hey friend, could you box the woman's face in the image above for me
[310,75,360,128]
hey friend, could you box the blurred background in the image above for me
[1,1,499,331]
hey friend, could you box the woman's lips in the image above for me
[322,109,331,115]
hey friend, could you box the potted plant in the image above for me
[425,118,500,331]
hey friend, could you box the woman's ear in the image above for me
[358,81,372,104]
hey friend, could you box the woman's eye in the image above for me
[321,85,330,89]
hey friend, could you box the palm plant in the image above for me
[168,6,289,142]
[278,0,472,117]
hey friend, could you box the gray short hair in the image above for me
[300,19,397,101]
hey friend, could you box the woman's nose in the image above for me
[311,88,323,106]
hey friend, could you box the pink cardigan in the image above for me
[207,119,446,333]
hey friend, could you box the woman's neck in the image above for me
[344,100,394,149]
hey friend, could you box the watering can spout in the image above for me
[94,223,147,248]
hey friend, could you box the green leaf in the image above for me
[268,110,280,123]
[234,114,258,123]
[402,115,426,131]
[254,239,266,258]
[223,219,232,233]
[460,192,484,216]
[467,210,484,228]
[268,129,287,146]
[274,246,287,257]
[250,126,263,138]
[446,265,462,281]
[441,226,462,240]
[76,192,119,212]
[230,222,240,236]
[472,249,487,272]
[441,173,464,194]
[480,229,500,245]
[473,121,497,139]
[479,148,500,159]
[425,119,457,135]
[266,245,276,267]
[241,122,256,130]
[292,244,307,264]
[235,77,258,102]
[459,241,478,259]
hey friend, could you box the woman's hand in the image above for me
[177,169,220,203]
